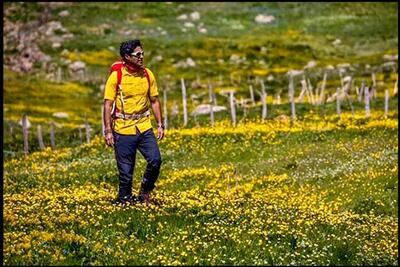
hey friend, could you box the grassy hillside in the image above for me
[3,113,398,265]
[3,3,398,139]
[3,4,398,264]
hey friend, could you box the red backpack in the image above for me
[108,60,151,117]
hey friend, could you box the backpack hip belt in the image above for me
[113,110,150,120]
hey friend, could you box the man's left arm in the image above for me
[150,95,164,140]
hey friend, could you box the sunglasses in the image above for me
[131,51,144,58]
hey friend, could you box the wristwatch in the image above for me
[157,123,165,129]
[104,129,113,135]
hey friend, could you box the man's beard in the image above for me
[125,60,143,71]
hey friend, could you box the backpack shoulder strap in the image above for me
[109,60,124,92]
[109,60,125,116]
[143,67,151,91]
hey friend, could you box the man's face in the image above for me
[126,46,144,68]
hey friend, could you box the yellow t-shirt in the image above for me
[104,67,158,135]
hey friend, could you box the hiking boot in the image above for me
[138,191,151,205]
[111,195,137,205]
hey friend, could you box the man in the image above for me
[103,39,164,205]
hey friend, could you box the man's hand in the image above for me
[157,126,164,140]
[150,96,164,140]
[103,100,114,147]
[105,132,114,147]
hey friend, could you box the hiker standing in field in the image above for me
[103,39,164,205]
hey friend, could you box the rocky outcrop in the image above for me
[4,3,74,73]
[191,104,227,116]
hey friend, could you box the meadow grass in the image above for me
[5,2,398,80]
[3,3,398,264]
[4,76,398,157]
[3,111,398,265]
[4,2,397,156]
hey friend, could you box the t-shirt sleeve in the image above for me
[146,68,159,97]
[104,71,118,101]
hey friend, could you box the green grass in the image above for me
[5,2,398,75]
[4,78,398,157]
[3,3,398,264]
[3,113,398,265]
[3,3,397,145]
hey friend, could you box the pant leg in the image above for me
[113,132,138,199]
[137,129,162,192]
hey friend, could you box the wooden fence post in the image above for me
[315,83,320,105]
[241,97,248,119]
[358,80,365,102]
[346,91,355,118]
[364,86,371,118]
[56,67,62,83]
[213,91,218,106]
[288,75,296,120]
[298,78,307,103]
[343,77,355,117]
[208,81,215,127]
[9,122,14,137]
[37,125,45,150]
[260,80,267,121]
[229,91,236,127]
[306,77,316,105]
[249,85,255,106]
[193,113,198,126]
[50,122,56,149]
[234,168,238,188]
[384,89,389,118]
[22,114,29,156]
[339,70,344,88]
[371,72,377,100]
[84,113,91,143]
[319,72,327,104]
[276,93,281,105]
[336,87,341,119]
[261,92,267,121]
[304,78,312,104]
[78,127,83,144]
[181,78,188,127]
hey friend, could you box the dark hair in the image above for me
[119,39,142,58]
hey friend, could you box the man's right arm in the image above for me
[103,99,114,147]
[103,71,118,147]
